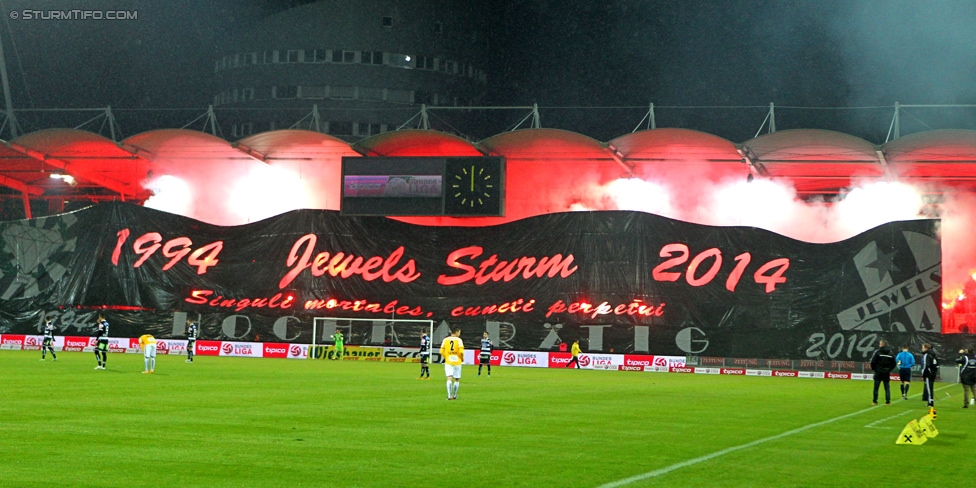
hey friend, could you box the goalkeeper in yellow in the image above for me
[440,329,464,400]
[138,334,157,374]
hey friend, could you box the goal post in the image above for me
[310,317,435,360]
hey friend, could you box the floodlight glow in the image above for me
[50,173,76,185]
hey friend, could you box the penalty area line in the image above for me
[596,384,954,488]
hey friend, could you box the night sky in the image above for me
[0,0,973,142]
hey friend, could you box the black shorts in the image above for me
[43,338,53,346]
[479,355,491,365]
[420,354,429,364]
[899,368,912,381]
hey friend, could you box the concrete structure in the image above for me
[211,0,489,141]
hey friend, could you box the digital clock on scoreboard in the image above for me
[341,156,505,217]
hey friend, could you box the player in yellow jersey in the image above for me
[567,340,581,368]
[138,334,157,374]
[440,329,464,400]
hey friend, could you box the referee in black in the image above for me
[869,340,896,405]
[920,343,939,407]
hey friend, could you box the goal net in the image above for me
[309,317,434,360]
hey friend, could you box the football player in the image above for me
[40,319,57,361]
[139,334,157,373]
[186,318,198,363]
[418,332,431,379]
[478,332,492,377]
[440,329,464,400]
[93,315,110,370]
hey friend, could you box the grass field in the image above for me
[0,350,972,487]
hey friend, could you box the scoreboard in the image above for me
[340,157,505,217]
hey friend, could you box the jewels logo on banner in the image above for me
[838,233,941,333]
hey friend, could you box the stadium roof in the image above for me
[355,129,483,157]
[5,126,976,217]
[2,128,149,200]
[237,129,361,160]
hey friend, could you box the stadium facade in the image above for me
[211,0,489,140]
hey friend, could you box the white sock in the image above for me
[446,380,452,397]
[453,381,459,397]
[151,358,155,370]
[144,358,149,371]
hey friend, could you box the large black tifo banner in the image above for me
[0,202,956,359]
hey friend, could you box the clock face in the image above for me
[451,165,493,207]
[444,157,504,216]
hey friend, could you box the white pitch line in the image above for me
[864,410,911,428]
[597,384,954,488]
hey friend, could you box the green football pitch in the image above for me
[1,350,971,487]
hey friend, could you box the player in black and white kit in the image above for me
[40,319,57,361]
[94,315,109,370]
[478,332,492,377]
[186,318,198,363]
[418,332,431,379]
